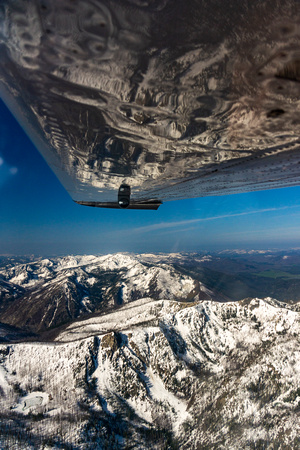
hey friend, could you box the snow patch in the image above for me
[146,367,190,433]
[14,391,49,414]
[0,365,10,393]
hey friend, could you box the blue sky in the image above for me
[1,98,300,256]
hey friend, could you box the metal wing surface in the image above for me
[0,0,300,209]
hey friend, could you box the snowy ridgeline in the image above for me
[0,253,215,332]
[0,297,300,449]
[0,253,212,296]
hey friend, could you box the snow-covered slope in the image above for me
[0,253,216,332]
[0,297,299,449]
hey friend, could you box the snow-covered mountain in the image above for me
[0,296,299,449]
[0,253,300,448]
[0,253,218,332]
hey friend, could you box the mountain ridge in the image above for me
[0,296,299,448]
[0,252,300,448]
[0,253,219,333]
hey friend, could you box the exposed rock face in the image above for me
[0,297,299,448]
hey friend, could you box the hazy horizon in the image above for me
[2,247,300,260]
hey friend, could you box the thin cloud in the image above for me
[158,226,198,235]
[129,205,299,234]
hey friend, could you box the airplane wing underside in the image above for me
[0,0,300,208]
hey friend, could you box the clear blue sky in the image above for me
[1,99,300,256]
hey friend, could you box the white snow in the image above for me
[81,296,92,313]
[0,294,299,447]
[14,391,49,414]
[10,272,28,284]
[56,298,186,342]
[0,365,10,393]
[146,367,190,433]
